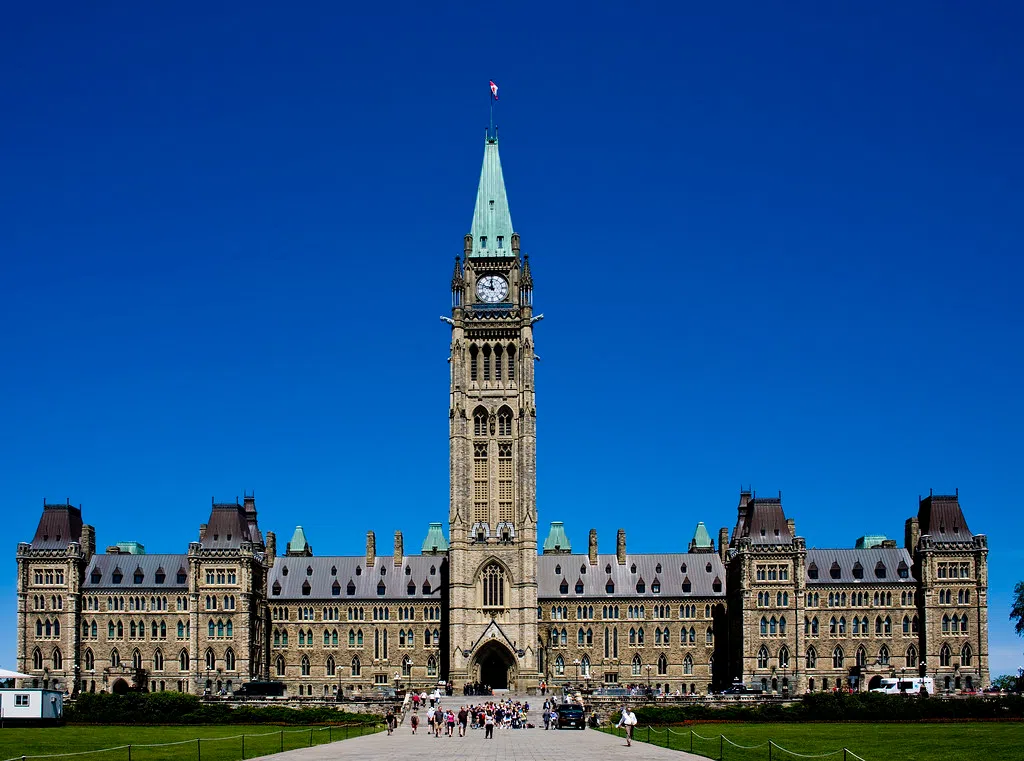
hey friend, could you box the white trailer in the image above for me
[0,689,64,722]
[869,676,934,695]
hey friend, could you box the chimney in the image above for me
[366,531,376,567]
[265,531,277,566]
[616,529,626,565]
[588,529,598,565]
[786,518,795,537]
[199,523,208,542]
[81,524,96,559]
[905,517,920,551]
[718,527,729,563]
[394,531,403,566]
[105,545,121,554]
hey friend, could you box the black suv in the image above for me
[556,703,585,729]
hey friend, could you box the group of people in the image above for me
[403,697,533,739]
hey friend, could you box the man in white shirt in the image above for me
[616,705,637,746]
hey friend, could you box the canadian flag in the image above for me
[489,80,499,100]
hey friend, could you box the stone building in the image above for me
[15,127,989,697]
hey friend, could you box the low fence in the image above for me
[1,724,383,761]
[605,726,867,761]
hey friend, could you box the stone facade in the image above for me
[15,132,989,697]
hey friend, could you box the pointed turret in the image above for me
[468,136,515,258]
[689,522,715,553]
[421,522,449,555]
[542,521,571,554]
[286,526,312,556]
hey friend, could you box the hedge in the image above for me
[619,693,1024,725]
[65,692,380,725]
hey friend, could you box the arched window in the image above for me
[132,648,142,670]
[326,655,335,676]
[85,648,95,671]
[427,655,437,676]
[879,645,890,666]
[939,644,952,667]
[497,407,512,437]
[494,345,503,381]
[179,650,189,671]
[153,649,164,671]
[961,643,972,666]
[682,653,693,675]
[757,646,769,669]
[301,656,310,676]
[351,656,361,677]
[507,345,516,380]
[779,646,790,668]
[482,344,492,381]
[402,655,412,676]
[905,645,918,669]
[581,655,590,677]
[657,654,668,675]
[631,655,641,676]
[832,646,844,669]
[52,648,63,670]
[205,648,215,670]
[482,563,506,608]
[856,646,867,668]
[806,646,817,669]
[473,406,488,436]
[470,345,479,382]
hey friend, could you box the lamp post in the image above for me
[645,664,652,693]
[573,659,581,689]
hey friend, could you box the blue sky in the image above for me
[1,1,1022,678]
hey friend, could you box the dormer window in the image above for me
[133,569,144,584]
[376,581,386,596]
[307,566,313,577]
[407,582,416,596]
[405,566,411,576]
[480,236,488,248]
[575,580,584,594]
[497,236,504,249]
[875,562,887,579]
[712,577,722,593]
[852,562,864,580]
[422,580,431,594]
[176,569,187,584]
[580,565,587,575]
[555,565,561,575]
[272,581,281,595]
[155,569,165,584]
[706,563,712,573]
[682,577,691,593]
[630,564,637,574]
[430,565,436,576]
[605,564,611,574]
[808,563,819,580]
[655,563,662,574]
[112,569,123,584]
[332,581,341,596]
[282,566,289,576]
[355,566,361,576]
[897,561,909,579]
[91,570,101,584]
[380,566,387,576]
[559,578,569,594]
[681,563,687,574]
[301,580,311,596]
[651,579,661,594]
[347,581,356,595]
[760,528,766,536]
[605,580,615,594]
[830,562,841,580]
[636,578,646,594]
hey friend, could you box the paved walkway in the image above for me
[260,697,704,761]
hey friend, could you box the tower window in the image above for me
[507,345,516,381]
[480,236,487,248]
[494,345,503,381]
[482,563,506,608]
[482,345,491,381]
[497,236,504,249]
[470,345,478,382]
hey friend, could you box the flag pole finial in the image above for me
[488,80,499,140]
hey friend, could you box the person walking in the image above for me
[458,706,469,737]
[616,705,637,746]
[410,712,419,734]
[542,707,550,730]
[484,710,495,739]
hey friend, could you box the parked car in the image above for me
[556,703,585,729]
[719,684,762,696]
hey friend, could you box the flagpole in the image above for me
[489,90,494,139]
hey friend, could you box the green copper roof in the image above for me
[287,526,310,554]
[542,521,571,553]
[855,534,888,549]
[468,137,514,258]
[690,522,713,550]
[421,522,449,553]
[115,541,145,555]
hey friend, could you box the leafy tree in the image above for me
[992,674,1018,691]
[1012,581,1024,637]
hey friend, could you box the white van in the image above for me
[870,677,934,695]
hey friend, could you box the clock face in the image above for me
[476,274,509,303]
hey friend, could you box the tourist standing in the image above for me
[484,710,495,739]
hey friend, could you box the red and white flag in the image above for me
[489,80,499,100]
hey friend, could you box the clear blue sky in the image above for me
[2,2,1022,678]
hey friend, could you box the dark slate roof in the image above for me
[805,548,915,585]
[83,554,189,590]
[745,498,793,545]
[918,494,973,543]
[268,556,442,601]
[30,503,84,550]
[538,554,726,599]
[202,503,258,549]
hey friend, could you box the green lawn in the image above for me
[603,721,1024,761]
[0,724,381,761]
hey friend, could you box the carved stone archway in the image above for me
[471,640,516,691]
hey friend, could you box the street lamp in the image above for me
[573,659,581,689]
[645,664,652,692]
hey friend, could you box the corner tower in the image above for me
[447,130,540,692]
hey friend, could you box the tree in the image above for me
[1012,581,1024,637]
[992,674,1018,691]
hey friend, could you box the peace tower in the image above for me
[445,128,541,691]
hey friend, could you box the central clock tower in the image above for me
[446,130,541,692]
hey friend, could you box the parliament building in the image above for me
[16,129,990,698]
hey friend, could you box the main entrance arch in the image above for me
[472,640,516,691]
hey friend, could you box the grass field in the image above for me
[0,723,381,761]
[603,721,1024,761]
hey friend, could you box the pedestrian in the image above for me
[616,705,637,746]
[484,710,495,739]
[410,712,419,734]
[446,710,456,736]
[458,706,468,737]
[426,705,435,735]
[542,708,550,730]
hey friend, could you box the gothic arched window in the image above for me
[482,563,506,608]
[474,406,488,437]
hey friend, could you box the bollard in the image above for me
[127,746,131,761]
[241,734,245,760]
[197,738,201,761]
[720,734,724,761]
[769,740,773,761]
[280,730,284,752]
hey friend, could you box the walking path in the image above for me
[260,695,704,761]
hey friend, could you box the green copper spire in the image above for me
[689,522,714,553]
[421,522,449,554]
[542,521,572,554]
[468,136,514,258]
[286,525,312,556]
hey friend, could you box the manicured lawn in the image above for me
[603,721,1024,761]
[0,724,380,761]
